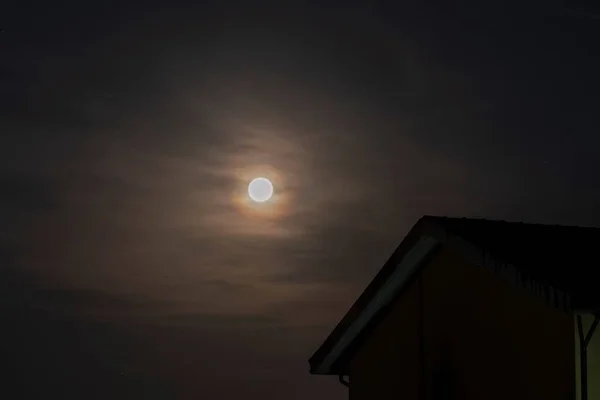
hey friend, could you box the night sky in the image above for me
[2,1,600,399]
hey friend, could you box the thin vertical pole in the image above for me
[419,275,426,400]
[577,315,587,400]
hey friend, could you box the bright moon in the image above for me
[248,177,274,202]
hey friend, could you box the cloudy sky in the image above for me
[1,1,600,398]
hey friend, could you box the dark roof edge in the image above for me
[308,216,434,374]
[309,215,578,375]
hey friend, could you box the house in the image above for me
[309,216,600,400]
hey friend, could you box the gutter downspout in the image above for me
[577,314,600,400]
[418,274,426,400]
[338,375,349,388]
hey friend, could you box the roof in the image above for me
[309,216,600,375]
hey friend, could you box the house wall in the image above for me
[575,314,600,400]
[422,247,575,400]
[346,245,575,400]
[347,274,422,400]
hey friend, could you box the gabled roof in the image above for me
[309,216,600,375]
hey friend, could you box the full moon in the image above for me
[248,177,274,202]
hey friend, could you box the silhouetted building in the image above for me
[309,216,600,400]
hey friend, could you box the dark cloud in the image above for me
[0,259,34,308]
[29,288,132,310]
[0,173,58,212]
[0,312,176,399]
[155,313,280,329]
[0,245,17,266]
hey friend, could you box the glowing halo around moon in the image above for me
[232,165,288,221]
[248,177,274,202]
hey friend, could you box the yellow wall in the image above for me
[347,246,576,400]
[575,314,600,400]
[348,273,421,400]
[421,248,575,400]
